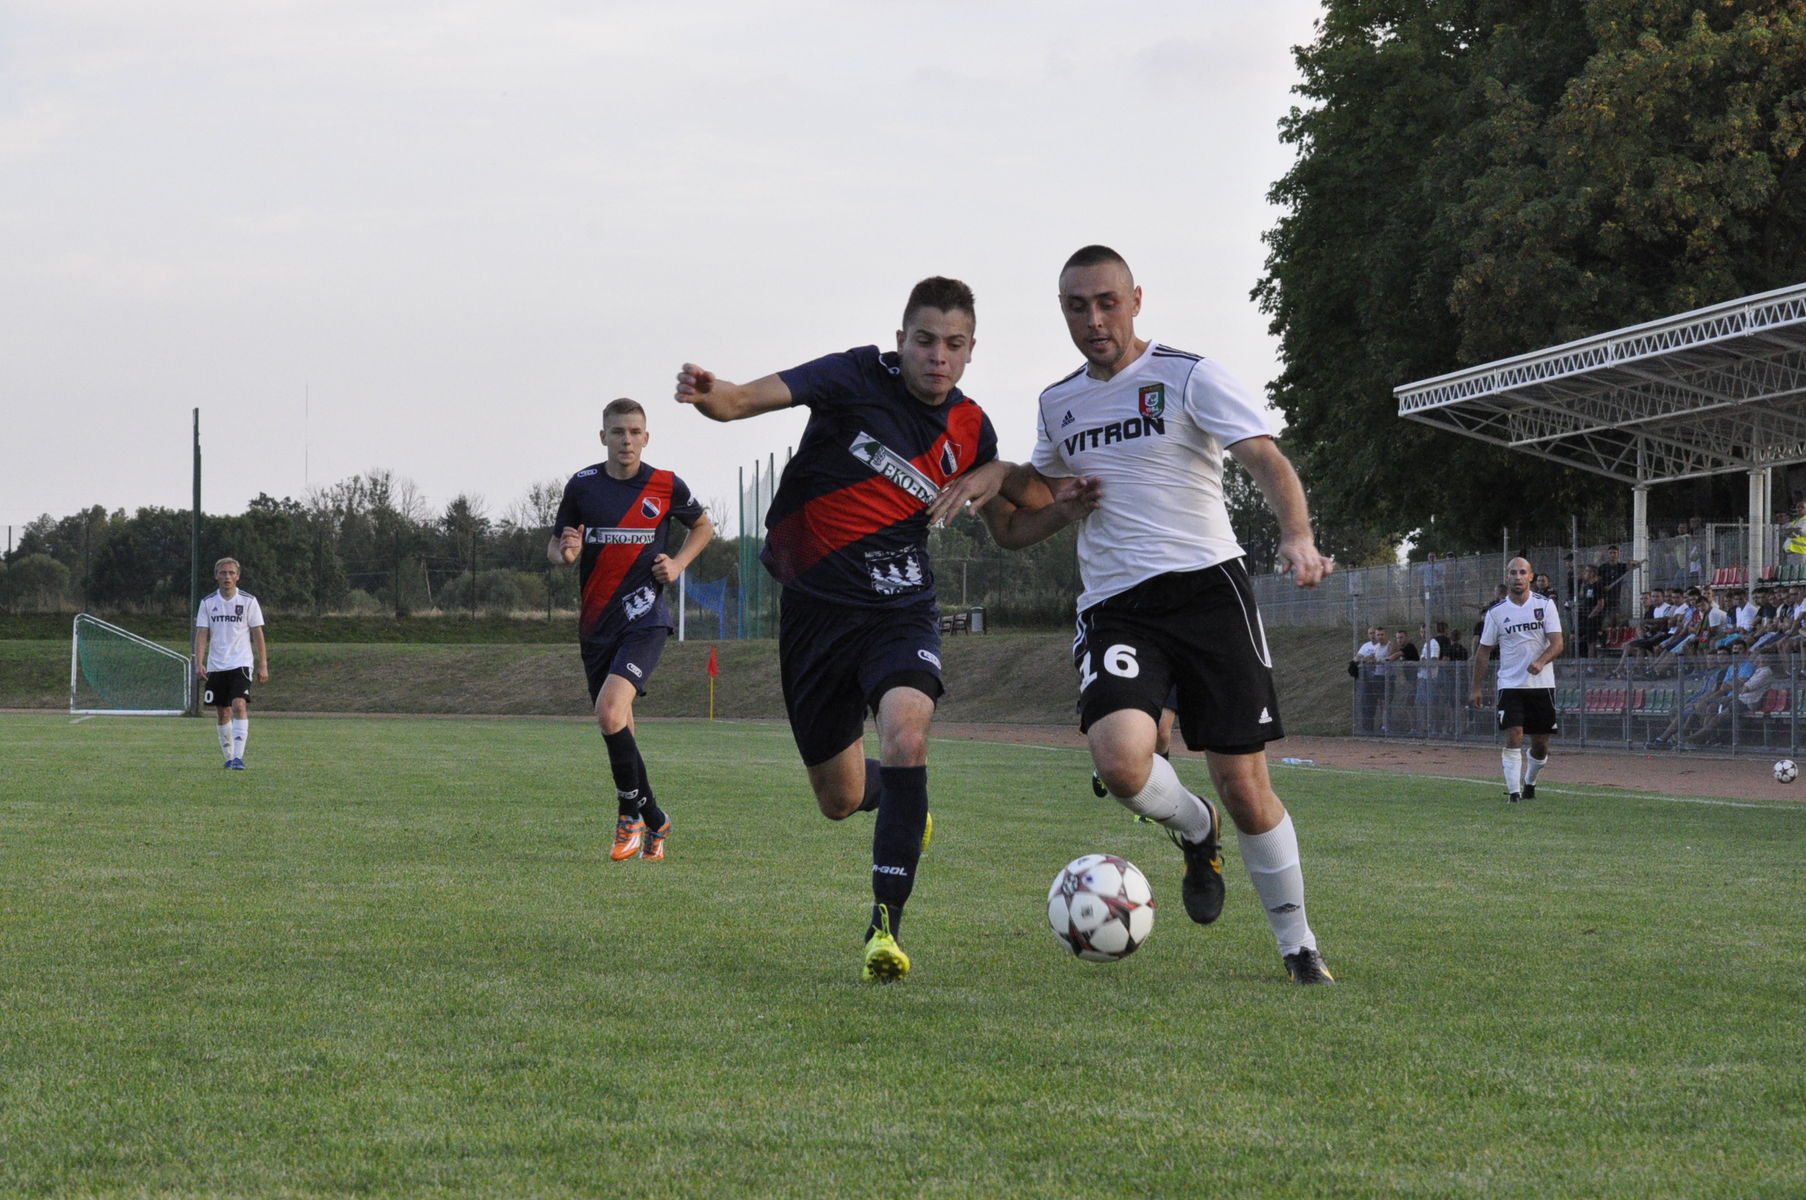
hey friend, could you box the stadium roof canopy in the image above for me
[1394,282,1806,488]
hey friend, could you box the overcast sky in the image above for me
[1,0,1324,537]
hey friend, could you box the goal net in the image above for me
[70,614,192,716]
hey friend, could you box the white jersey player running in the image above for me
[982,244,1337,985]
[1471,557,1564,802]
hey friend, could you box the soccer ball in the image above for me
[1775,759,1798,784]
[1047,854,1155,962]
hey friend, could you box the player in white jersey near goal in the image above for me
[1470,557,1564,802]
[193,556,269,770]
[983,245,1337,985]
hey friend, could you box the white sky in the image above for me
[0,0,1324,535]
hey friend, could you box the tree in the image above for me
[0,554,70,612]
[1258,0,1806,552]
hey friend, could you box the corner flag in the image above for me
[706,644,719,719]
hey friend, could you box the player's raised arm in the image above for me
[673,364,795,422]
[1228,435,1333,588]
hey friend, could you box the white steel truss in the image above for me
[1395,283,1806,485]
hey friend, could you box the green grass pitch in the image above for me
[1,714,1801,1199]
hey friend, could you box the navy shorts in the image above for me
[581,626,671,703]
[779,591,945,767]
[202,667,253,709]
[1074,560,1282,754]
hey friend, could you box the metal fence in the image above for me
[1352,654,1806,758]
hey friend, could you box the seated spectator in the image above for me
[1616,588,1683,670]
[1647,657,1744,747]
[1709,589,1756,653]
[1653,588,1707,660]
[1682,652,1777,747]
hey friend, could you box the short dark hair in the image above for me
[1062,244,1132,276]
[603,397,645,425]
[902,276,975,329]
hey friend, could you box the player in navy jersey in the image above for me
[675,276,1009,982]
[982,245,1337,984]
[550,398,714,862]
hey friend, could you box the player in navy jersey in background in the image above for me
[982,245,1337,984]
[550,398,713,862]
[1470,557,1564,802]
[675,276,1011,982]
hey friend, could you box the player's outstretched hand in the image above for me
[675,363,715,404]
[1278,536,1334,588]
[1052,475,1104,515]
[926,460,1007,527]
[557,526,583,565]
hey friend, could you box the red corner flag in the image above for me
[707,645,719,678]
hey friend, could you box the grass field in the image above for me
[1,715,1801,1199]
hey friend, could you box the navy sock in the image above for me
[601,728,644,819]
[856,757,882,813]
[868,765,927,937]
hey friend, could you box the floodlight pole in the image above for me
[187,408,202,717]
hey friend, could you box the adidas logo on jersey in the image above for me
[1060,410,1075,428]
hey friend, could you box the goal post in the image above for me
[70,614,192,716]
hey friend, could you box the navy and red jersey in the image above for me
[765,345,998,609]
[553,463,706,643]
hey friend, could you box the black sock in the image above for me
[868,765,927,937]
[601,728,644,819]
[867,902,903,943]
[637,755,667,831]
[856,757,882,812]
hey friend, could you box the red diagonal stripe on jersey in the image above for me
[581,470,672,639]
[768,401,990,581]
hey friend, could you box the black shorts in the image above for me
[580,626,671,703]
[1074,560,1282,754]
[779,591,945,767]
[1497,688,1559,735]
[202,667,253,709]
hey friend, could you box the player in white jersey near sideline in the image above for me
[1470,557,1564,802]
[193,557,269,770]
[983,244,1337,985]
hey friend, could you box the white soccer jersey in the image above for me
[1031,341,1273,611]
[195,590,265,671]
[1479,591,1561,690]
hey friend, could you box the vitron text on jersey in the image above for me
[1062,415,1165,457]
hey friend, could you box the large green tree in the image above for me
[1259,0,1806,553]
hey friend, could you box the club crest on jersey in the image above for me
[940,441,961,475]
[1138,384,1166,418]
[641,496,662,520]
[1534,607,1544,621]
[849,431,941,504]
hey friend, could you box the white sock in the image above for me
[1501,748,1523,794]
[1525,754,1546,785]
[231,718,248,760]
[1111,754,1213,843]
[1237,813,1316,955]
[217,725,233,762]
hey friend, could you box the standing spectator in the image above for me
[1416,623,1443,735]
[1574,565,1602,663]
[1390,628,1419,735]
[1354,625,1388,735]
[1596,545,1640,621]
[1784,500,1806,571]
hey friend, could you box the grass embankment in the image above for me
[9,624,1355,734]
